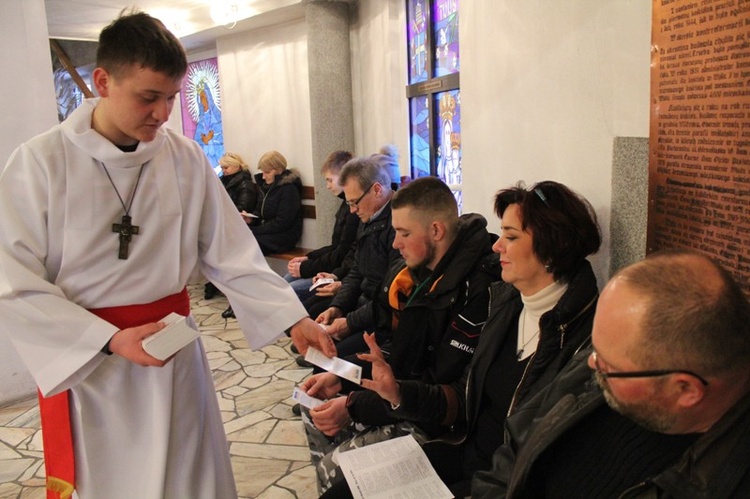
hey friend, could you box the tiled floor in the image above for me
[0,282,317,499]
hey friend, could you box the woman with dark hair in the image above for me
[344,180,602,497]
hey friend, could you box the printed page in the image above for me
[337,435,454,499]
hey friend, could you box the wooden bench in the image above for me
[266,185,316,261]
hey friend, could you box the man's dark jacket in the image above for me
[345,213,500,437]
[472,348,750,498]
[329,200,400,333]
[298,192,359,278]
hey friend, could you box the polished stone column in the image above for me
[306,0,355,245]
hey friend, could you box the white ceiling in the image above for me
[44,0,306,52]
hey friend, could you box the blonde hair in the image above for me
[219,152,249,171]
[257,150,287,173]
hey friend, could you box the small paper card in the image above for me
[240,210,258,218]
[309,277,335,291]
[305,347,363,385]
[292,386,325,410]
[142,313,199,361]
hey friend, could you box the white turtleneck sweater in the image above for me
[517,280,569,360]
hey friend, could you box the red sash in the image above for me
[38,288,190,499]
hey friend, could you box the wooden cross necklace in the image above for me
[100,162,145,259]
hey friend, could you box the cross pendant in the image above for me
[112,215,140,260]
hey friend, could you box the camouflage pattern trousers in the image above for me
[301,407,430,494]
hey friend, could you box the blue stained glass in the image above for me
[410,96,431,178]
[407,0,428,84]
[433,0,459,78]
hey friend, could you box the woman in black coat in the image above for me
[219,152,257,214]
[248,150,303,255]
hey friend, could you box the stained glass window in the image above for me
[407,0,428,84]
[433,0,459,77]
[409,96,431,178]
[406,0,461,210]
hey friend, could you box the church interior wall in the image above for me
[0,0,652,404]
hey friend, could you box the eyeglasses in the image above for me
[346,183,374,208]
[591,350,709,386]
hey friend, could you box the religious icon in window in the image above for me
[181,58,225,173]
[436,91,462,208]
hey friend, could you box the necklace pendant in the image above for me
[112,214,140,259]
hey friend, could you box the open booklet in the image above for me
[337,435,454,499]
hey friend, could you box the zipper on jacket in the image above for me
[617,480,649,498]
[506,295,596,416]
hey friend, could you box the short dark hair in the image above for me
[494,180,600,282]
[392,177,458,233]
[339,156,391,191]
[620,250,750,376]
[97,11,187,79]
[321,150,353,175]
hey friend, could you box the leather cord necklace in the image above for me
[100,162,145,260]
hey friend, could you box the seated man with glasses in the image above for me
[314,156,401,359]
[473,249,750,498]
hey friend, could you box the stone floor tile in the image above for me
[0,457,35,482]
[213,370,248,391]
[231,456,291,498]
[226,419,277,443]
[224,385,249,397]
[240,376,272,390]
[231,348,268,367]
[231,442,311,462]
[235,380,296,415]
[7,406,39,429]
[277,465,318,499]
[0,441,22,460]
[0,482,22,499]
[256,485,297,499]
[267,420,308,447]
[0,428,35,448]
[224,411,272,436]
[0,399,36,427]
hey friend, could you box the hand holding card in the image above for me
[309,277,335,291]
[305,347,363,385]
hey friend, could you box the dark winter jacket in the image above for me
[472,348,750,498]
[385,260,597,444]
[250,169,303,254]
[298,192,359,278]
[345,214,500,437]
[220,170,257,213]
[330,200,400,333]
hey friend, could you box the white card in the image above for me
[292,386,324,409]
[305,347,362,385]
[309,277,335,291]
[142,312,199,361]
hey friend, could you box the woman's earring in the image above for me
[545,263,552,273]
